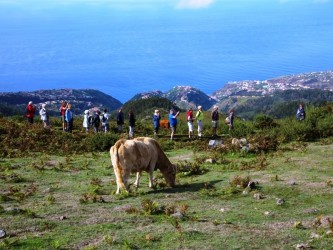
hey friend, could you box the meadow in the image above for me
[0,104,333,249]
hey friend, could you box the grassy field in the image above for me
[1,140,333,249]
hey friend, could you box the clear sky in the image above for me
[0,0,332,102]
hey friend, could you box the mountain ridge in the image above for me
[1,70,332,117]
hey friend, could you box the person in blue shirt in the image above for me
[296,104,306,121]
[153,109,161,136]
[169,109,180,141]
[65,103,74,133]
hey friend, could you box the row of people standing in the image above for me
[82,109,110,133]
[169,106,234,140]
[188,106,234,138]
[82,107,134,138]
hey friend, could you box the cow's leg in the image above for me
[123,169,131,192]
[113,166,128,194]
[134,171,141,188]
[148,169,154,188]
[116,184,121,194]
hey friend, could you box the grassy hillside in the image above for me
[1,140,333,249]
[1,102,333,248]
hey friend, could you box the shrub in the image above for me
[229,175,250,189]
[253,114,278,130]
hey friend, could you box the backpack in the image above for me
[187,111,193,122]
[91,115,100,126]
[102,115,107,123]
[225,117,230,124]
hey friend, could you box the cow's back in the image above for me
[111,138,158,173]
[135,137,172,169]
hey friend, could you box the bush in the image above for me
[253,114,278,130]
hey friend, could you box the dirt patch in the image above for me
[169,152,194,162]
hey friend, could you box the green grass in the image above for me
[1,142,333,249]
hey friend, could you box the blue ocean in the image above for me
[0,1,332,103]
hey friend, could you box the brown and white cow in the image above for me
[110,137,176,194]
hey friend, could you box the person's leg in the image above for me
[170,126,175,140]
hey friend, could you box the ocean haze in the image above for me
[0,0,332,102]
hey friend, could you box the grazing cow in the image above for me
[110,137,176,194]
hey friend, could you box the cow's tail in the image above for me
[110,140,127,193]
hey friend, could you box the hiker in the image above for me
[211,105,219,137]
[59,101,68,131]
[187,107,194,138]
[153,109,161,136]
[169,109,180,141]
[117,108,124,133]
[128,110,135,139]
[91,111,101,133]
[296,103,306,121]
[39,103,50,128]
[225,109,234,131]
[26,101,36,124]
[196,105,204,138]
[102,109,110,133]
[83,110,90,133]
[65,103,74,133]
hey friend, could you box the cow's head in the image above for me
[163,164,177,187]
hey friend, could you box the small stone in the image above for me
[295,243,311,250]
[43,188,51,193]
[288,180,297,185]
[276,198,285,206]
[310,232,320,239]
[242,190,249,195]
[264,211,273,216]
[5,207,24,215]
[294,221,304,229]
[0,229,6,239]
[59,216,67,220]
[170,211,184,220]
[205,158,216,164]
[253,193,263,200]
[247,181,256,189]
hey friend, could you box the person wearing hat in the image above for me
[153,109,161,136]
[82,110,90,133]
[39,103,50,128]
[102,109,110,133]
[211,105,219,137]
[169,109,180,141]
[196,105,204,138]
[26,101,36,124]
[187,107,194,138]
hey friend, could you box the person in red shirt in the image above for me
[26,101,36,124]
[59,101,68,131]
[187,107,194,138]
